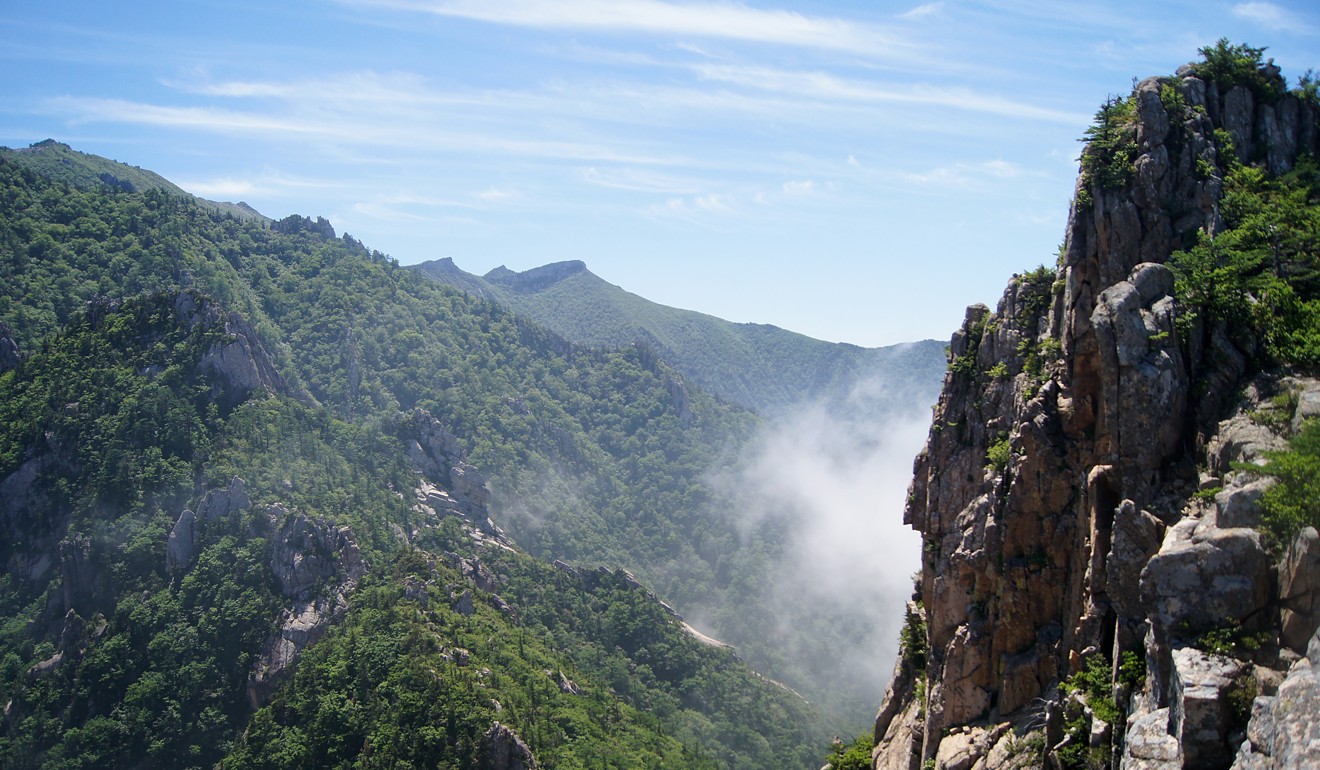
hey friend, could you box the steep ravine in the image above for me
[871,57,1320,769]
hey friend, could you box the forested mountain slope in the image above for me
[0,156,828,768]
[0,140,265,222]
[869,42,1320,770]
[412,257,945,416]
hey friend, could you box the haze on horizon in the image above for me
[2,0,1318,347]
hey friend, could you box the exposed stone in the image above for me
[872,692,922,770]
[1291,380,1320,433]
[1213,479,1273,530]
[403,410,512,547]
[1089,262,1187,497]
[1123,706,1182,769]
[1141,518,1271,647]
[269,513,364,599]
[196,476,250,521]
[1207,409,1288,474]
[0,322,19,373]
[934,724,1007,770]
[482,721,540,770]
[1108,500,1165,618]
[26,609,94,679]
[1232,628,1320,769]
[0,452,60,529]
[248,513,367,707]
[1170,648,1247,770]
[165,509,197,571]
[875,61,1320,770]
[175,292,293,407]
[556,670,581,695]
[454,589,475,617]
[248,594,347,708]
[402,576,429,606]
[1279,527,1320,653]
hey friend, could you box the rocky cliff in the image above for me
[872,53,1320,770]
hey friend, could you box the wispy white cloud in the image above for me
[51,97,327,135]
[1231,2,1312,32]
[646,191,743,226]
[475,186,520,202]
[900,159,1026,187]
[177,172,330,199]
[347,0,909,56]
[897,2,944,20]
[352,191,474,221]
[780,179,816,197]
[647,175,831,226]
[580,166,705,193]
[692,63,1090,125]
[44,90,684,167]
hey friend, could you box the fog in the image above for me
[707,372,936,730]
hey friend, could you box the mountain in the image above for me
[0,139,266,222]
[412,257,945,416]
[870,42,1320,770]
[0,154,831,767]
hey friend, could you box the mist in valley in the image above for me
[703,368,937,730]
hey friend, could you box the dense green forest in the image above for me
[412,257,944,416]
[0,147,880,767]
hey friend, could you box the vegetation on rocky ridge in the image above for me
[0,156,836,767]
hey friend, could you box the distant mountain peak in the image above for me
[483,260,590,293]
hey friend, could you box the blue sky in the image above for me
[3,1,1318,347]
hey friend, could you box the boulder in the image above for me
[1207,415,1287,474]
[1214,480,1273,530]
[1141,520,1271,639]
[1170,648,1247,770]
[1291,381,1320,433]
[933,724,1007,770]
[1122,706,1182,769]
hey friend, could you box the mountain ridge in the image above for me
[0,139,267,222]
[412,256,945,416]
[0,146,893,766]
[870,42,1320,770]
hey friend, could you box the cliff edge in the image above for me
[873,45,1320,770]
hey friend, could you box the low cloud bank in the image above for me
[708,372,936,728]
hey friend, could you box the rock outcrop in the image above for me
[482,721,540,770]
[403,409,510,547]
[0,322,19,373]
[170,291,298,408]
[247,511,367,706]
[1231,626,1320,769]
[873,60,1320,770]
[166,476,251,571]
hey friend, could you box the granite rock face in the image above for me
[482,721,541,770]
[873,62,1320,770]
[1230,627,1320,770]
[403,409,509,547]
[246,511,367,707]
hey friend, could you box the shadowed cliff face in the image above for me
[873,60,1320,770]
